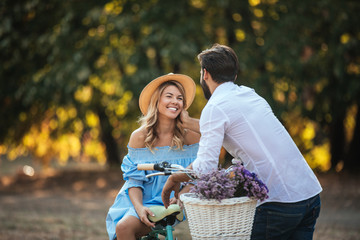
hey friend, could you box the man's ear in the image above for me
[203,68,209,80]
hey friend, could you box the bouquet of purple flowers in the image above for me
[190,162,269,202]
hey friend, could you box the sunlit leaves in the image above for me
[253,9,264,18]
[33,65,52,83]
[232,13,243,22]
[104,0,124,15]
[125,64,137,75]
[2,104,107,166]
[344,105,358,143]
[340,33,351,44]
[116,91,133,117]
[347,63,360,75]
[235,29,246,42]
[54,134,81,164]
[189,0,205,9]
[1,0,359,170]
[3,0,198,167]
[74,86,93,103]
[305,143,331,172]
[86,111,99,128]
[249,0,261,7]
[83,138,106,165]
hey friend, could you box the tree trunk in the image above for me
[345,105,360,171]
[97,108,121,167]
[329,115,345,170]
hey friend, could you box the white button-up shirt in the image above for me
[192,82,322,203]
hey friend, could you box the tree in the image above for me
[0,0,128,166]
[257,0,360,171]
[0,0,206,167]
[1,0,359,172]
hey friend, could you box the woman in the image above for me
[106,73,200,240]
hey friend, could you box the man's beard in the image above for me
[201,79,212,100]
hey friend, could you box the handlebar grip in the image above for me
[137,164,155,170]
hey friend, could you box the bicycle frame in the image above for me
[141,224,174,240]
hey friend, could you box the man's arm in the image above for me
[192,105,226,173]
[163,106,226,207]
[161,164,193,208]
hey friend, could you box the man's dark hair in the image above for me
[197,44,239,83]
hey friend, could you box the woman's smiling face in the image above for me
[158,85,184,119]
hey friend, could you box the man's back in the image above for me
[196,81,322,203]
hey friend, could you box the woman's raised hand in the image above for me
[180,110,200,133]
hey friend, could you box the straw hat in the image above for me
[139,73,196,115]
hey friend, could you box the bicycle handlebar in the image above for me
[137,161,196,180]
[137,164,156,170]
[137,161,172,172]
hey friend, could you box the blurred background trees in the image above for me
[1,0,359,172]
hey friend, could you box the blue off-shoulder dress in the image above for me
[106,143,199,240]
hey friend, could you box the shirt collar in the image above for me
[211,81,234,100]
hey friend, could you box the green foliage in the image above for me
[1,0,359,170]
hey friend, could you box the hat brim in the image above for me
[139,73,196,115]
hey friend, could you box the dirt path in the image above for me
[0,170,359,240]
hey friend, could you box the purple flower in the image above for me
[190,168,237,202]
[230,163,269,201]
[190,162,269,202]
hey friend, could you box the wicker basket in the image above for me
[180,193,257,240]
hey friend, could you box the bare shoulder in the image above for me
[128,127,147,148]
[184,129,201,145]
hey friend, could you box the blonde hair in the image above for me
[139,81,187,151]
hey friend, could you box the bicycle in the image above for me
[138,159,252,240]
[137,161,195,240]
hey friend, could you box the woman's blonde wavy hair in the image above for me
[139,81,187,151]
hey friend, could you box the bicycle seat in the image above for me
[147,204,184,223]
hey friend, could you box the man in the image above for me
[161,44,322,240]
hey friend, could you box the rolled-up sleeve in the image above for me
[121,154,148,191]
[192,104,229,174]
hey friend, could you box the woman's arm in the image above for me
[181,110,200,134]
[128,187,155,228]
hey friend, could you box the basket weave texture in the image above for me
[180,193,257,240]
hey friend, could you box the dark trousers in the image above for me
[251,194,321,240]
